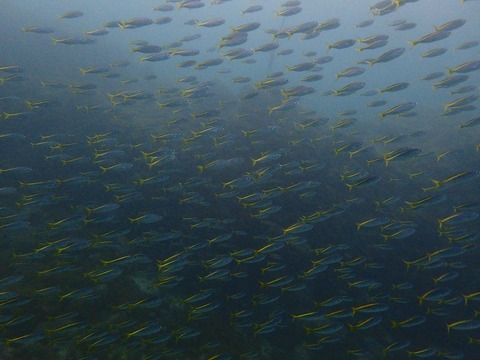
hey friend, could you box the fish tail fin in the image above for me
[303,325,314,335]
[259,281,266,289]
[197,166,205,173]
[79,68,88,76]
[432,180,442,188]
[268,107,274,115]
[408,41,416,47]
[106,93,116,102]
[437,219,444,230]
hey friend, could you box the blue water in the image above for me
[1,0,480,359]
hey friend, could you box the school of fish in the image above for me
[1,0,480,359]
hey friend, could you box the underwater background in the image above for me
[1,0,480,359]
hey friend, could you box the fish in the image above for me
[348,316,383,331]
[356,19,374,28]
[120,17,153,29]
[79,65,110,75]
[460,116,480,128]
[326,39,356,51]
[195,18,226,28]
[335,67,365,79]
[383,147,421,166]
[333,83,365,96]
[395,22,417,31]
[434,19,466,32]
[83,28,109,36]
[367,47,405,65]
[447,60,480,74]
[433,74,469,89]
[378,82,409,93]
[447,320,480,333]
[51,36,96,45]
[357,40,388,51]
[286,62,316,72]
[421,48,448,58]
[195,58,223,69]
[403,194,447,210]
[437,212,478,230]
[421,71,445,81]
[153,16,172,25]
[346,175,381,191]
[131,45,163,54]
[380,102,417,118]
[57,10,84,20]
[428,171,480,189]
[231,22,261,33]
[455,40,479,50]
[139,52,170,62]
[242,5,263,15]
[356,217,390,230]
[253,42,279,53]
[22,26,55,34]
[275,6,302,17]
